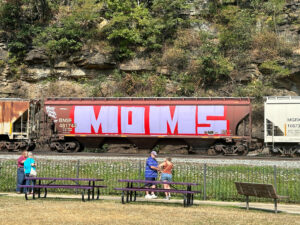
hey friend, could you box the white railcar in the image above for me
[264,96,300,156]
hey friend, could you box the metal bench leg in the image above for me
[126,191,129,203]
[134,191,137,202]
[129,182,133,202]
[130,191,133,202]
[88,189,91,201]
[92,181,95,200]
[97,188,100,200]
[25,192,28,200]
[186,185,192,206]
[121,191,125,204]
[246,196,249,210]
[38,180,41,198]
[33,189,36,200]
[82,190,85,202]
[183,194,187,207]
[44,188,47,198]
[274,199,277,214]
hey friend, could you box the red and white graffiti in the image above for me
[72,105,229,136]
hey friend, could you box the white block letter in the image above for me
[149,106,196,134]
[74,106,118,133]
[121,107,145,134]
[197,106,227,135]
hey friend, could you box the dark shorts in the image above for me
[145,177,156,187]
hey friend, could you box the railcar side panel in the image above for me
[44,98,252,152]
[265,96,300,143]
[44,98,251,138]
[0,99,30,139]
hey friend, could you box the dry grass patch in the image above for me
[0,196,299,225]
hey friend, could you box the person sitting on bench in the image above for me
[145,151,159,199]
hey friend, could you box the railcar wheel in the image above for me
[207,148,217,155]
[236,146,248,156]
[290,147,300,158]
[208,145,224,155]
[0,141,7,151]
[270,147,283,156]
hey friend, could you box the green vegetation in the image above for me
[0,0,298,98]
[259,60,290,79]
[102,0,190,59]
[0,159,299,203]
[0,59,4,68]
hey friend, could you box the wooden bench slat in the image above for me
[19,185,92,189]
[234,182,289,214]
[114,187,200,194]
[45,184,107,188]
[235,182,279,199]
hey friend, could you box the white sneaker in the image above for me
[145,194,152,199]
[165,196,170,200]
[151,194,157,199]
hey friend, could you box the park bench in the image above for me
[235,182,288,213]
[19,177,107,202]
[115,179,201,207]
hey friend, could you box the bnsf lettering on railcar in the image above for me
[59,118,72,123]
[72,105,229,136]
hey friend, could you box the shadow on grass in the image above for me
[115,199,189,208]
[24,196,105,202]
[240,206,280,214]
[213,204,282,214]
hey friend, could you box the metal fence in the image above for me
[0,159,299,203]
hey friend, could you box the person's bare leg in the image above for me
[164,184,168,197]
[166,184,170,197]
[151,185,156,195]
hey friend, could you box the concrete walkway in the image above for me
[1,192,300,215]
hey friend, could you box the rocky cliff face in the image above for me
[0,0,298,99]
[0,0,300,140]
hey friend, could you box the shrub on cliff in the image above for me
[259,60,290,79]
[33,0,102,58]
[102,0,189,59]
[219,7,254,56]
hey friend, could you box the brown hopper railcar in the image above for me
[42,97,252,155]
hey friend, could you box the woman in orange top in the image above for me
[159,157,173,200]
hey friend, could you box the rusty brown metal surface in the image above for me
[0,99,30,135]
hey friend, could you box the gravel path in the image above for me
[0,154,299,168]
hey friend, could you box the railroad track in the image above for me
[0,151,299,161]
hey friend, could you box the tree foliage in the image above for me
[102,0,189,59]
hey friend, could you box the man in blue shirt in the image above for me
[145,151,159,199]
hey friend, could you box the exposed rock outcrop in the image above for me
[120,57,153,72]
[232,64,262,83]
[24,48,49,64]
[71,50,116,69]
[0,43,8,61]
